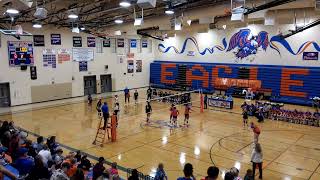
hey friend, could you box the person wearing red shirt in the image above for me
[171,107,179,127]
[184,104,192,126]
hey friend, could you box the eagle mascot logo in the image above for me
[227,29,269,60]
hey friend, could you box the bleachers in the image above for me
[150,61,320,106]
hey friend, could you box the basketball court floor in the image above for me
[0,89,319,180]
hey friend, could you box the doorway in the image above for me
[84,76,97,96]
[0,83,11,107]
[100,74,112,93]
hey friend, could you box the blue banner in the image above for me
[130,39,137,48]
[51,34,61,45]
[142,40,148,48]
[79,61,88,71]
[87,37,96,47]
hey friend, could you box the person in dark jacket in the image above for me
[92,157,105,180]
[27,155,50,180]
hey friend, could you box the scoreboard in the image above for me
[8,41,34,66]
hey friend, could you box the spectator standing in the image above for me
[101,102,110,130]
[155,163,168,180]
[177,163,195,180]
[251,143,263,179]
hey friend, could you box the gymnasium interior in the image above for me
[0,0,319,180]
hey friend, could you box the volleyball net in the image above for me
[114,88,204,122]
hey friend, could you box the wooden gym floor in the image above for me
[0,90,320,180]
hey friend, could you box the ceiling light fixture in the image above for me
[187,19,192,26]
[165,9,174,15]
[119,1,131,8]
[134,18,143,26]
[32,23,42,28]
[6,8,19,15]
[115,19,124,24]
[68,14,78,19]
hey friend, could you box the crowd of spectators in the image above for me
[0,120,121,180]
[241,100,320,126]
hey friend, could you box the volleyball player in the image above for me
[88,94,93,106]
[134,90,139,104]
[114,102,120,127]
[184,103,192,126]
[169,104,175,124]
[96,98,102,116]
[145,102,152,124]
[171,106,179,127]
[242,109,249,129]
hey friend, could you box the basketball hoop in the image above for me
[15,25,23,35]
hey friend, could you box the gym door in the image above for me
[100,74,112,93]
[0,83,11,107]
[84,76,97,95]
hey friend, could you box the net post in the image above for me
[200,89,204,113]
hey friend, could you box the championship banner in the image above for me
[33,35,45,46]
[130,39,137,48]
[79,61,88,71]
[72,48,94,61]
[73,36,82,47]
[87,37,96,47]
[103,38,111,47]
[142,39,148,48]
[117,38,124,47]
[57,49,71,64]
[42,48,56,68]
[51,34,61,45]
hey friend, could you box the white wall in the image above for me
[155,24,320,67]
[0,25,154,106]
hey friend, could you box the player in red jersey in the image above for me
[171,107,179,127]
[184,103,192,126]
